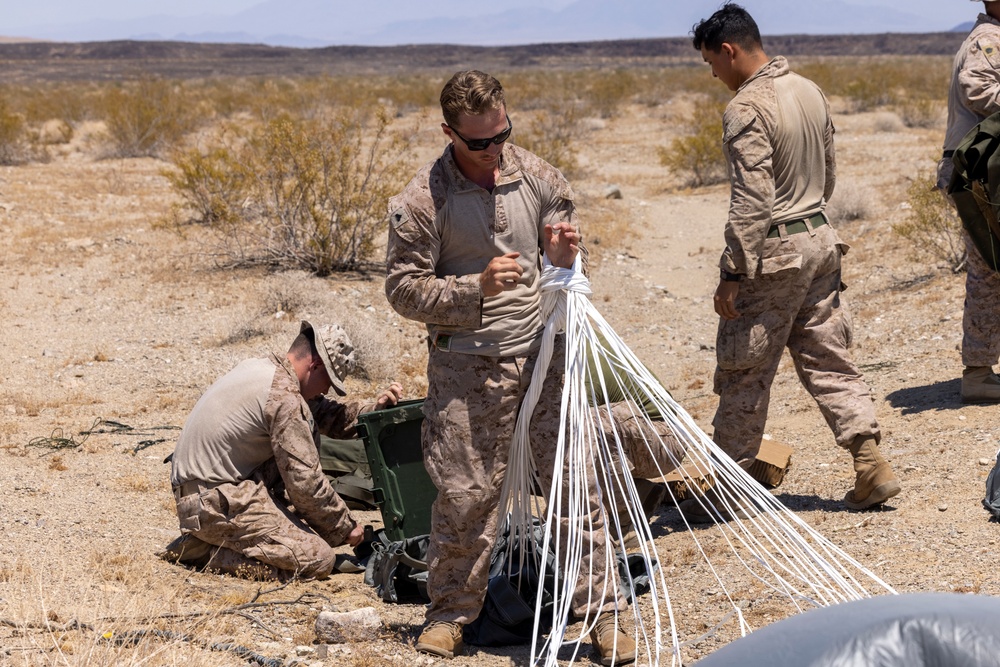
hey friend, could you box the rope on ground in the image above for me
[25,418,180,455]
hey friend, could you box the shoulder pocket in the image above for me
[979,39,1000,69]
[389,207,422,244]
[724,105,770,170]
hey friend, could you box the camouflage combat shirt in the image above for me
[944,12,1000,153]
[385,143,582,357]
[721,56,836,279]
[170,354,371,545]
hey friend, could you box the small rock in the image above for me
[938,504,948,512]
[603,185,623,199]
[315,607,382,644]
[295,645,315,657]
[979,458,993,466]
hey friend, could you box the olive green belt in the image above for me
[766,212,827,239]
[173,479,225,497]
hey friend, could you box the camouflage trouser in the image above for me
[712,223,880,467]
[173,461,336,579]
[421,337,626,624]
[962,230,1000,367]
[594,402,684,479]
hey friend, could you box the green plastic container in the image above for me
[356,398,436,541]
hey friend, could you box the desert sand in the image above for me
[1,79,998,667]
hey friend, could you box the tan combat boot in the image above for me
[843,436,901,510]
[961,366,1000,404]
[415,621,464,659]
[590,614,636,666]
[157,534,214,568]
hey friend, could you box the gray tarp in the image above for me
[695,593,1000,667]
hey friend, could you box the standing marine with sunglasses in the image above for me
[680,4,900,522]
[384,70,635,665]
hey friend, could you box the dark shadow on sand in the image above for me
[884,378,963,415]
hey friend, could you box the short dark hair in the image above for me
[691,3,762,53]
[288,330,318,360]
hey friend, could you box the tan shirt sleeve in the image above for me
[959,36,1000,118]
[307,396,375,439]
[265,370,355,546]
[385,201,483,328]
[721,102,774,279]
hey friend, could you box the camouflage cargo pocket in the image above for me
[716,319,772,371]
[175,492,203,533]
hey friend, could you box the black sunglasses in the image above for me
[447,117,513,151]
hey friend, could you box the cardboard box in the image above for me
[657,438,793,499]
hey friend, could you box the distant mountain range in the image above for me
[4,0,975,48]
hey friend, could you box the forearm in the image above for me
[721,168,774,278]
[385,268,483,327]
[277,451,356,545]
[310,397,369,439]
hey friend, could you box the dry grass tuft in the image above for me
[116,473,155,493]
[827,178,876,223]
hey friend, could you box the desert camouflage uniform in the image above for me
[939,12,1000,369]
[386,144,623,624]
[712,57,880,468]
[169,354,372,579]
[587,340,684,479]
[594,402,681,480]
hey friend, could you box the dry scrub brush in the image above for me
[0,97,30,165]
[658,97,727,188]
[797,57,949,116]
[165,104,413,275]
[100,76,198,158]
[893,174,966,272]
[515,104,585,179]
[826,178,875,223]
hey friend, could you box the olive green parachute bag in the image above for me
[318,436,376,510]
[949,111,1000,272]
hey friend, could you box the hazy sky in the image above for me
[0,0,980,42]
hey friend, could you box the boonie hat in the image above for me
[300,320,354,396]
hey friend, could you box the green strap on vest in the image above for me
[319,436,376,509]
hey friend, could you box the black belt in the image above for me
[766,213,827,239]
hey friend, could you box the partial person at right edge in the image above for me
[680,3,900,522]
[937,0,1000,404]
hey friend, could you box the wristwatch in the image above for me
[720,270,743,282]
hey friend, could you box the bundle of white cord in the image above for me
[497,256,896,667]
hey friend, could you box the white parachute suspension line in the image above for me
[501,254,897,667]
[583,303,896,604]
